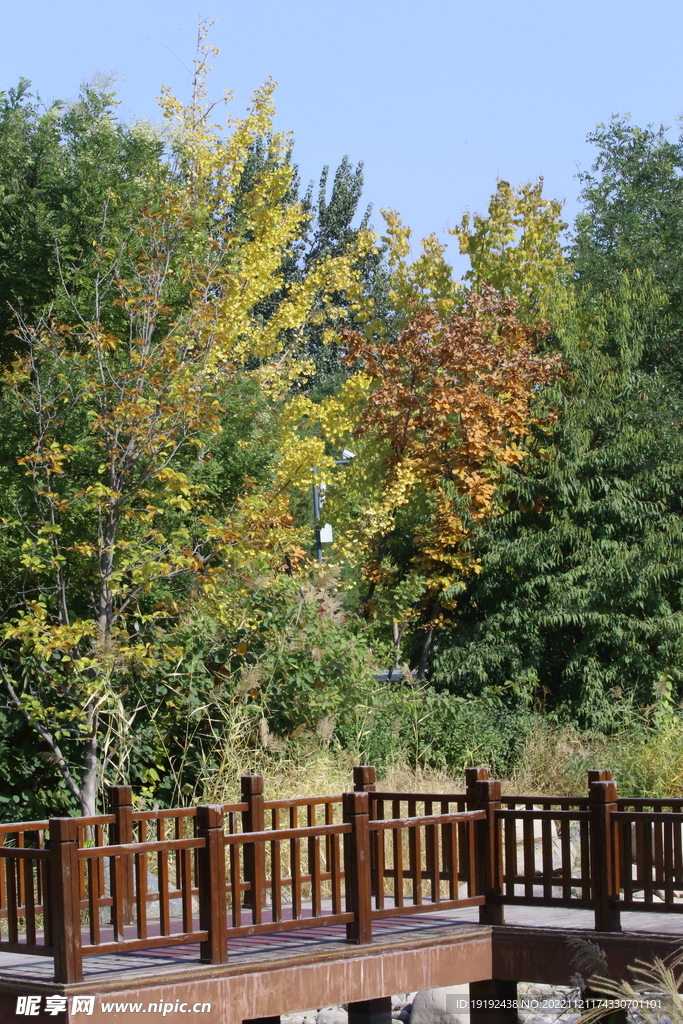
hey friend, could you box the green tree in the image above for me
[432,275,683,727]
[0,78,166,354]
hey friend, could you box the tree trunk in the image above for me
[79,724,99,818]
[417,600,440,680]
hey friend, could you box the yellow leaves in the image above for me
[275,435,335,490]
[367,210,463,334]
[2,603,97,658]
[454,178,567,319]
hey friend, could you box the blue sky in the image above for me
[2,1,683,270]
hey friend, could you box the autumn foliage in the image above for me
[341,290,561,627]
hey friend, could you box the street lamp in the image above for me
[312,450,355,564]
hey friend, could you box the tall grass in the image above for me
[191,699,683,805]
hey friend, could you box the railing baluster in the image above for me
[675,818,683,890]
[6,858,17,944]
[542,816,553,900]
[560,817,571,901]
[375,822,385,910]
[330,830,342,915]
[136,851,148,939]
[410,823,422,905]
[23,859,36,945]
[158,848,170,935]
[291,805,301,920]
[87,857,100,946]
[393,824,404,907]
[271,836,282,922]
[230,842,241,928]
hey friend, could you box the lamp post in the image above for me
[312,450,355,564]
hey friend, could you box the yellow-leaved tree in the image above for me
[0,27,370,814]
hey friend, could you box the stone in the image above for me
[316,1010,348,1024]
[410,986,470,1024]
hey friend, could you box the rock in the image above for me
[392,1010,411,1023]
[410,986,470,1024]
[316,1010,348,1024]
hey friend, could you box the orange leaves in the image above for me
[342,288,562,592]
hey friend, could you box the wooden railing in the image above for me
[4,764,683,983]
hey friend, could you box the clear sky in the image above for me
[2,1,683,270]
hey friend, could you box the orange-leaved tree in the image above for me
[336,289,561,674]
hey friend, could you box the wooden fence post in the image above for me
[470,778,503,925]
[108,784,135,925]
[197,805,228,964]
[590,779,621,932]
[465,766,490,800]
[588,769,613,787]
[49,818,83,983]
[343,790,372,944]
[241,775,265,910]
[354,766,377,894]
[353,765,376,792]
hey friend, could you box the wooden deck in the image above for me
[2,767,683,1021]
[1,905,682,1023]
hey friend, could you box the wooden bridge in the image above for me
[1,766,683,1022]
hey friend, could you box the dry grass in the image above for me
[508,716,683,798]
[195,704,683,805]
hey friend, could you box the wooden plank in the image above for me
[674,821,683,889]
[111,854,125,941]
[6,859,17,944]
[410,824,422,905]
[523,814,534,899]
[622,821,633,903]
[654,820,664,887]
[560,818,571,901]
[429,821,440,903]
[23,858,36,945]
[291,836,302,920]
[271,837,282,923]
[664,820,675,904]
[136,852,148,940]
[580,816,591,901]
[643,820,654,904]
[542,817,553,900]
[467,819,477,899]
[504,815,516,898]
[87,857,101,946]
[375,823,385,910]
[181,846,193,932]
[229,842,242,928]
[330,831,342,915]
[158,850,170,936]
[311,834,321,918]
[447,820,457,900]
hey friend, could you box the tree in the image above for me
[455,178,567,321]
[429,122,683,725]
[0,77,166,356]
[0,35,369,814]
[432,275,683,726]
[573,116,683,349]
